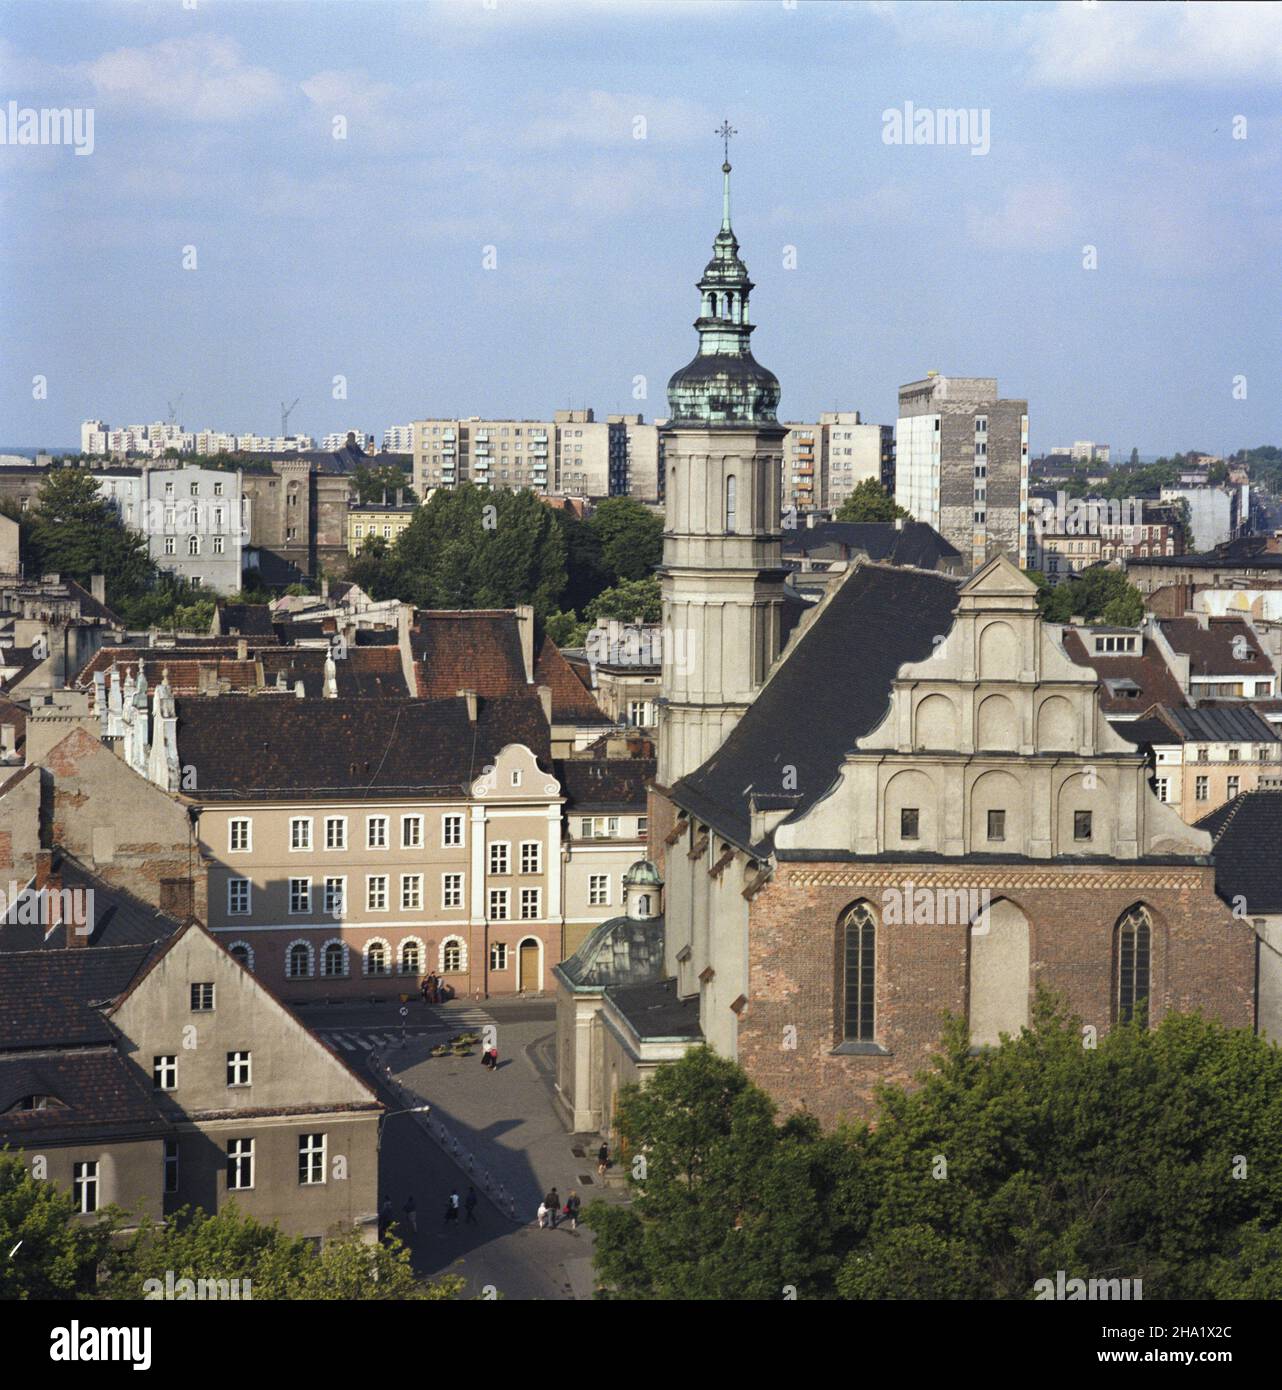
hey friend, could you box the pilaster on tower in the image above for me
[656,130,787,790]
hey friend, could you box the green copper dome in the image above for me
[666,153,780,429]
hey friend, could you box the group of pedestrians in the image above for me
[419,973,454,1005]
[537,1187,581,1231]
[379,1186,478,1241]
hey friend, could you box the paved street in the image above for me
[300,995,619,1300]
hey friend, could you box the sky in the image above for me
[1,0,1279,456]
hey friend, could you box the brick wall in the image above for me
[738,860,1255,1129]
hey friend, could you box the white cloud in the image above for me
[517,91,717,149]
[83,36,287,121]
[965,179,1074,251]
[1021,0,1282,87]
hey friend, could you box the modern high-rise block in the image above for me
[896,373,1028,571]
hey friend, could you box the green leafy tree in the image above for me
[0,1151,119,1300]
[351,463,417,506]
[545,610,587,648]
[98,1204,462,1301]
[588,496,663,582]
[549,504,611,613]
[584,575,661,625]
[834,478,909,524]
[28,468,153,606]
[1034,566,1143,626]
[585,1048,844,1299]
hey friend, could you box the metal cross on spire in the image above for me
[716,120,737,167]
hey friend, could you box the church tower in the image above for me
[657,127,787,789]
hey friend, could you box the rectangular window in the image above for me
[1227,775,1240,797]
[1197,748,1209,763]
[442,873,463,908]
[520,887,541,920]
[324,877,345,917]
[489,842,510,875]
[73,1160,99,1213]
[367,816,388,849]
[1228,747,1241,763]
[229,818,251,852]
[325,817,347,850]
[227,1051,252,1087]
[589,874,610,907]
[190,982,215,1012]
[1195,776,1209,801]
[1073,810,1092,841]
[227,1138,254,1191]
[442,814,464,847]
[900,807,919,840]
[489,888,510,920]
[490,942,508,971]
[289,878,311,913]
[290,817,312,851]
[401,815,423,849]
[637,816,648,835]
[153,1055,177,1090]
[298,1133,326,1186]
[520,841,541,874]
[228,878,250,915]
[1155,777,1169,803]
[401,874,423,911]
[987,809,1006,842]
[164,1138,179,1194]
[367,875,388,911]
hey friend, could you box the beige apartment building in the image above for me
[412,410,662,501]
[781,412,894,515]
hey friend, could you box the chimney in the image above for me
[294,680,306,698]
[237,639,248,661]
[321,576,330,600]
[536,683,553,726]
[514,604,535,684]
[0,724,15,759]
[34,849,52,891]
[90,574,106,605]
[457,689,478,723]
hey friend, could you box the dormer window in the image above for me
[6,1094,67,1112]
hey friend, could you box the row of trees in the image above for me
[0,1157,461,1301]
[348,487,663,643]
[586,997,1282,1300]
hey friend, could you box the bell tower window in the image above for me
[725,475,737,533]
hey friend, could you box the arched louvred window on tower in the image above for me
[842,901,876,1042]
[1115,905,1152,1026]
[725,474,737,534]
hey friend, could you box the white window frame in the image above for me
[153,1055,177,1091]
[227,878,251,915]
[286,938,314,978]
[289,878,312,914]
[490,942,509,971]
[520,887,541,920]
[321,938,349,978]
[399,937,425,976]
[323,876,346,918]
[298,1133,326,1187]
[589,874,611,907]
[289,817,313,852]
[73,1160,99,1213]
[367,875,389,911]
[228,817,252,853]
[520,840,541,875]
[324,816,347,851]
[401,814,424,850]
[227,1051,252,1087]
[227,1138,254,1191]
[401,873,423,911]
[442,872,463,909]
[489,841,510,875]
[442,813,464,848]
[366,816,389,850]
[489,888,510,921]
[364,938,391,976]
[440,935,467,973]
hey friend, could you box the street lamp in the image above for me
[377,1103,431,1153]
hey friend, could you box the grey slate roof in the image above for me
[0,857,184,953]
[0,1049,169,1145]
[556,914,665,990]
[604,977,703,1042]
[670,562,963,852]
[1196,790,1282,913]
[1155,706,1279,744]
[0,944,154,1050]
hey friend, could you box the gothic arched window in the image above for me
[842,901,876,1042]
[1115,905,1152,1025]
[725,474,737,534]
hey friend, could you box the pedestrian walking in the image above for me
[444,1189,460,1225]
[537,1201,549,1230]
[596,1142,609,1176]
[563,1191,581,1231]
[403,1195,417,1235]
[485,1044,499,1072]
[464,1185,478,1223]
[545,1188,560,1229]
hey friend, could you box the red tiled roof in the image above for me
[534,636,611,724]
[1060,629,1190,715]
[1157,617,1274,676]
[411,611,528,699]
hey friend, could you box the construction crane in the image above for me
[280,397,300,438]
[167,393,184,426]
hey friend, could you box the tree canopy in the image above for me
[1028,566,1145,626]
[587,998,1282,1300]
[834,478,909,524]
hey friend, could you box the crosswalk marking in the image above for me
[314,1012,496,1056]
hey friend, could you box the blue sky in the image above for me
[1,0,1279,455]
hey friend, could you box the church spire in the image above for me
[665,124,780,429]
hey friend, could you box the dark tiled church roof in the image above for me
[1197,790,1282,914]
[557,915,665,989]
[0,1050,168,1145]
[670,562,962,851]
